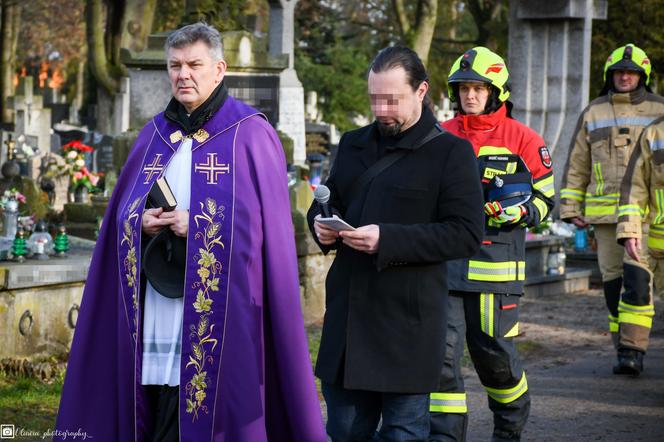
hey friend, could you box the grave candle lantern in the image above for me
[2,199,18,239]
[27,220,53,259]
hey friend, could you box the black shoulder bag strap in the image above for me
[348,123,445,199]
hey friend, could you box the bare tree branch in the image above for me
[490,1,502,21]
[392,0,410,36]
[466,0,506,46]
[433,37,480,45]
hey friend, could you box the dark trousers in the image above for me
[322,381,430,441]
[430,292,530,442]
[145,384,180,442]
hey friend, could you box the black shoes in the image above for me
[613,348,644,376]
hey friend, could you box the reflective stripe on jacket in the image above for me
[617,116,664,258]
[561,88,664,224]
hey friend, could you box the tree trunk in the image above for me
[74,59,86,120]
[447,0,457,41]
[391,0,438,67]
[120,0,157,53]
[86,0,119,95]
[392,0,411,37]
[104,0,126,75]
[411,0,437,66]
[9,1,18,63]
[1,0,20,123]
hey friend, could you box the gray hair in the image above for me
[165,22,223,61]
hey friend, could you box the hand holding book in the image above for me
[147,176,177,211]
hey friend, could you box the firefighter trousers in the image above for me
[430,291,529,442]
[594,224,656,352]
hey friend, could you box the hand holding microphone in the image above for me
[313,185,339,245]
[314,185,332,218]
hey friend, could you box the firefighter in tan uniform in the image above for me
[560,44,664,375]
[615,118,664,375]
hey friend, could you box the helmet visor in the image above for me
[607,58,644,74]
[448,69,491,85]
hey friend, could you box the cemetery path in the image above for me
[464,288,664,441]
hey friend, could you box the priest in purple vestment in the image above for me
[55,22,326,442]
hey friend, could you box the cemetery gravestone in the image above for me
[7,77,52,153]
[92,135,116,173]
[268,0,306,165]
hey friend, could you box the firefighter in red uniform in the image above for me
[429,47,555,442]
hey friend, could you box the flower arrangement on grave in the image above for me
[62,140,101,195]
[63,140,94,154]
[0,188,26,210]
[18,215,35,233]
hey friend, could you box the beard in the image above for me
[376,121,402,137]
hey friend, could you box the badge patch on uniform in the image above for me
[539,146,552,168]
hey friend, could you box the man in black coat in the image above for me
[307,46,485,441]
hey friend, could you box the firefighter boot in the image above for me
[613,348,644,375]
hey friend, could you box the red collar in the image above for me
[457,104,507,133]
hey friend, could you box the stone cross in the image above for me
[3,135,16,161]
[508,0,607,195]
[7,77,52,153]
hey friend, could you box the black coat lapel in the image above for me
[351,123,379,169]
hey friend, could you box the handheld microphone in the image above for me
[313,185,332,218]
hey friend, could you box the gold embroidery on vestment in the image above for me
[194,153,230,185]
[142,154,165,184]
[185,197,226,421]
[170,130,183,143]
[120,196,142,341]
[192,129,210,143]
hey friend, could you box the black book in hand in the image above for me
[147,176,177,211]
